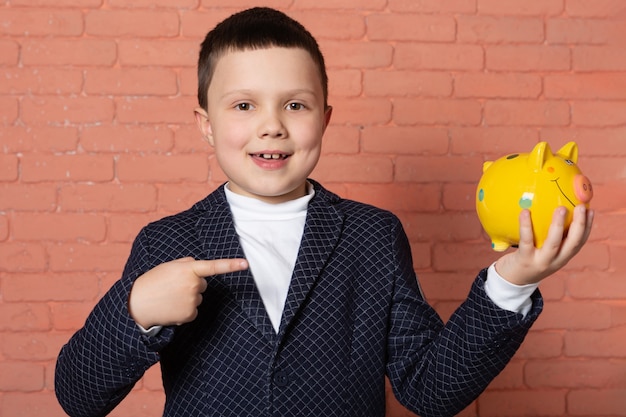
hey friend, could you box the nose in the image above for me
[258,109,286,139]
[573,174,593,203]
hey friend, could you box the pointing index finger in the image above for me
[191,258,249,278]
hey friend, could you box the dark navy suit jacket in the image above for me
[55,180,541,417]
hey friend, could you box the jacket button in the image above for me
[274,370,289,387]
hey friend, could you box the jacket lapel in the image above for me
[278,184,344,337]
[196,188,277,344]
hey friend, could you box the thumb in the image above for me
[191,258,248,278]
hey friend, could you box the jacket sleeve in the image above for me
[385,219,542,417]
[54,228,175,417]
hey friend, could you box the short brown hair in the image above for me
[197,7,329,110]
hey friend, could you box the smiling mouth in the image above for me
[551,178,575,207]
[252,153,289,160]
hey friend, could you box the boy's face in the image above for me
[195,47,332,204]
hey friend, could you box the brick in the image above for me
[111,0,199,7]
[455,73,542,99]
[50,302,94,330]
[0,214,7,241]
[449,127,539,157]
[118,39,198,67]
[515,331,563,359]
[361,126,449,155]
[0,332,71,361]
[395,155,484,182]
[13,213,106,242]
[10,0,101,5]
[117,154,209,183]
[573,100,626,127]
[0,303,51,331]
[20,154,114,183]
[116,96,198,124]
[547,18,626,45]
[0,9,83,36]
[47,242,131,272]
[364,71,452,97]
[539,127,626,156]
[311,155,394,183]
[388,0,475,13]
[345,183,440,213]
[0,154,19,181]
[0,362,45,392]
[610,245,626,274]
[574,156,626,182]
[0,40,20,65]
[171,124,214,153]
[487,360,526,389]
[179,67,200,98]
[291,11,366,40]
[21,39,117,66]
[545,73,626,99]
[157,184,217,213]
[402,212,483,242]
[533,301,612,330]
[589,182,626,212]
[59,183,157,212]
[366,14,455,42]
[0,243,47,272]
[0,184,57,211]
[81,124,174,153]
[0,392,69,417]
[565,328,626,358]
[2,272,99,302]
[484,100,570,126]
[0,68,83,95]
[443,183,479,211]
[566,0,626,17]
[85,10,180,37]
[457,16,544,43]
[21,96,115,125]
[320,40,393,70]
[180,8,243,38]
[0,96,19,125]
[84,68,178,96]
[290,0,385,10]
[108,213,162,243]
[478,390,566,417]
[395,44,484,71]
[584,212,626,242]
[329,69,362,97]
[432,242,497,272]
[568,389,626,416]
[321,125,360,154]
[0,126,80,153]
[568,271,626,300]
[573,45,626,71]
[326,97,392,126]
[477,0,563,16]
[486,45,570,71]
[417,271,476,302]
[394,98,482,126]
[409,241,432,270]
[525,359,626,388]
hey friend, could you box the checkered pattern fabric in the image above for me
[55,180,542,417]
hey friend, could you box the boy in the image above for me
[55,7,593,417]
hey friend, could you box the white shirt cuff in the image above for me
[137,323,163,337]
[485,262,538,317]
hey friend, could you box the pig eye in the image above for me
[565,159,574,165]
[506,154,519,160]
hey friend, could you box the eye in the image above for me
[565,159,574,165]
[235,102,252,111]
[286,102,305,111]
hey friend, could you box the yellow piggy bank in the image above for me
[476,141,593,251]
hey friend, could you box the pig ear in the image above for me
[528,141,553,171]
[483,161,493,173]
[556,141,579,163]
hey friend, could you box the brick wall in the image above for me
[1,1,625,416]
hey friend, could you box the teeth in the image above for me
[261,154,284,160]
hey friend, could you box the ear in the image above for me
[322,106,333,133]
[194,107,215,147]
[556,141,579,163]
[528,141,553,172]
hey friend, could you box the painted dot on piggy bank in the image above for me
[476,141,593,252]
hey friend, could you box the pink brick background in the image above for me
[1,1,625,416]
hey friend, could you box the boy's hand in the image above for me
[494,205,594,286]
[128,257,248,329]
